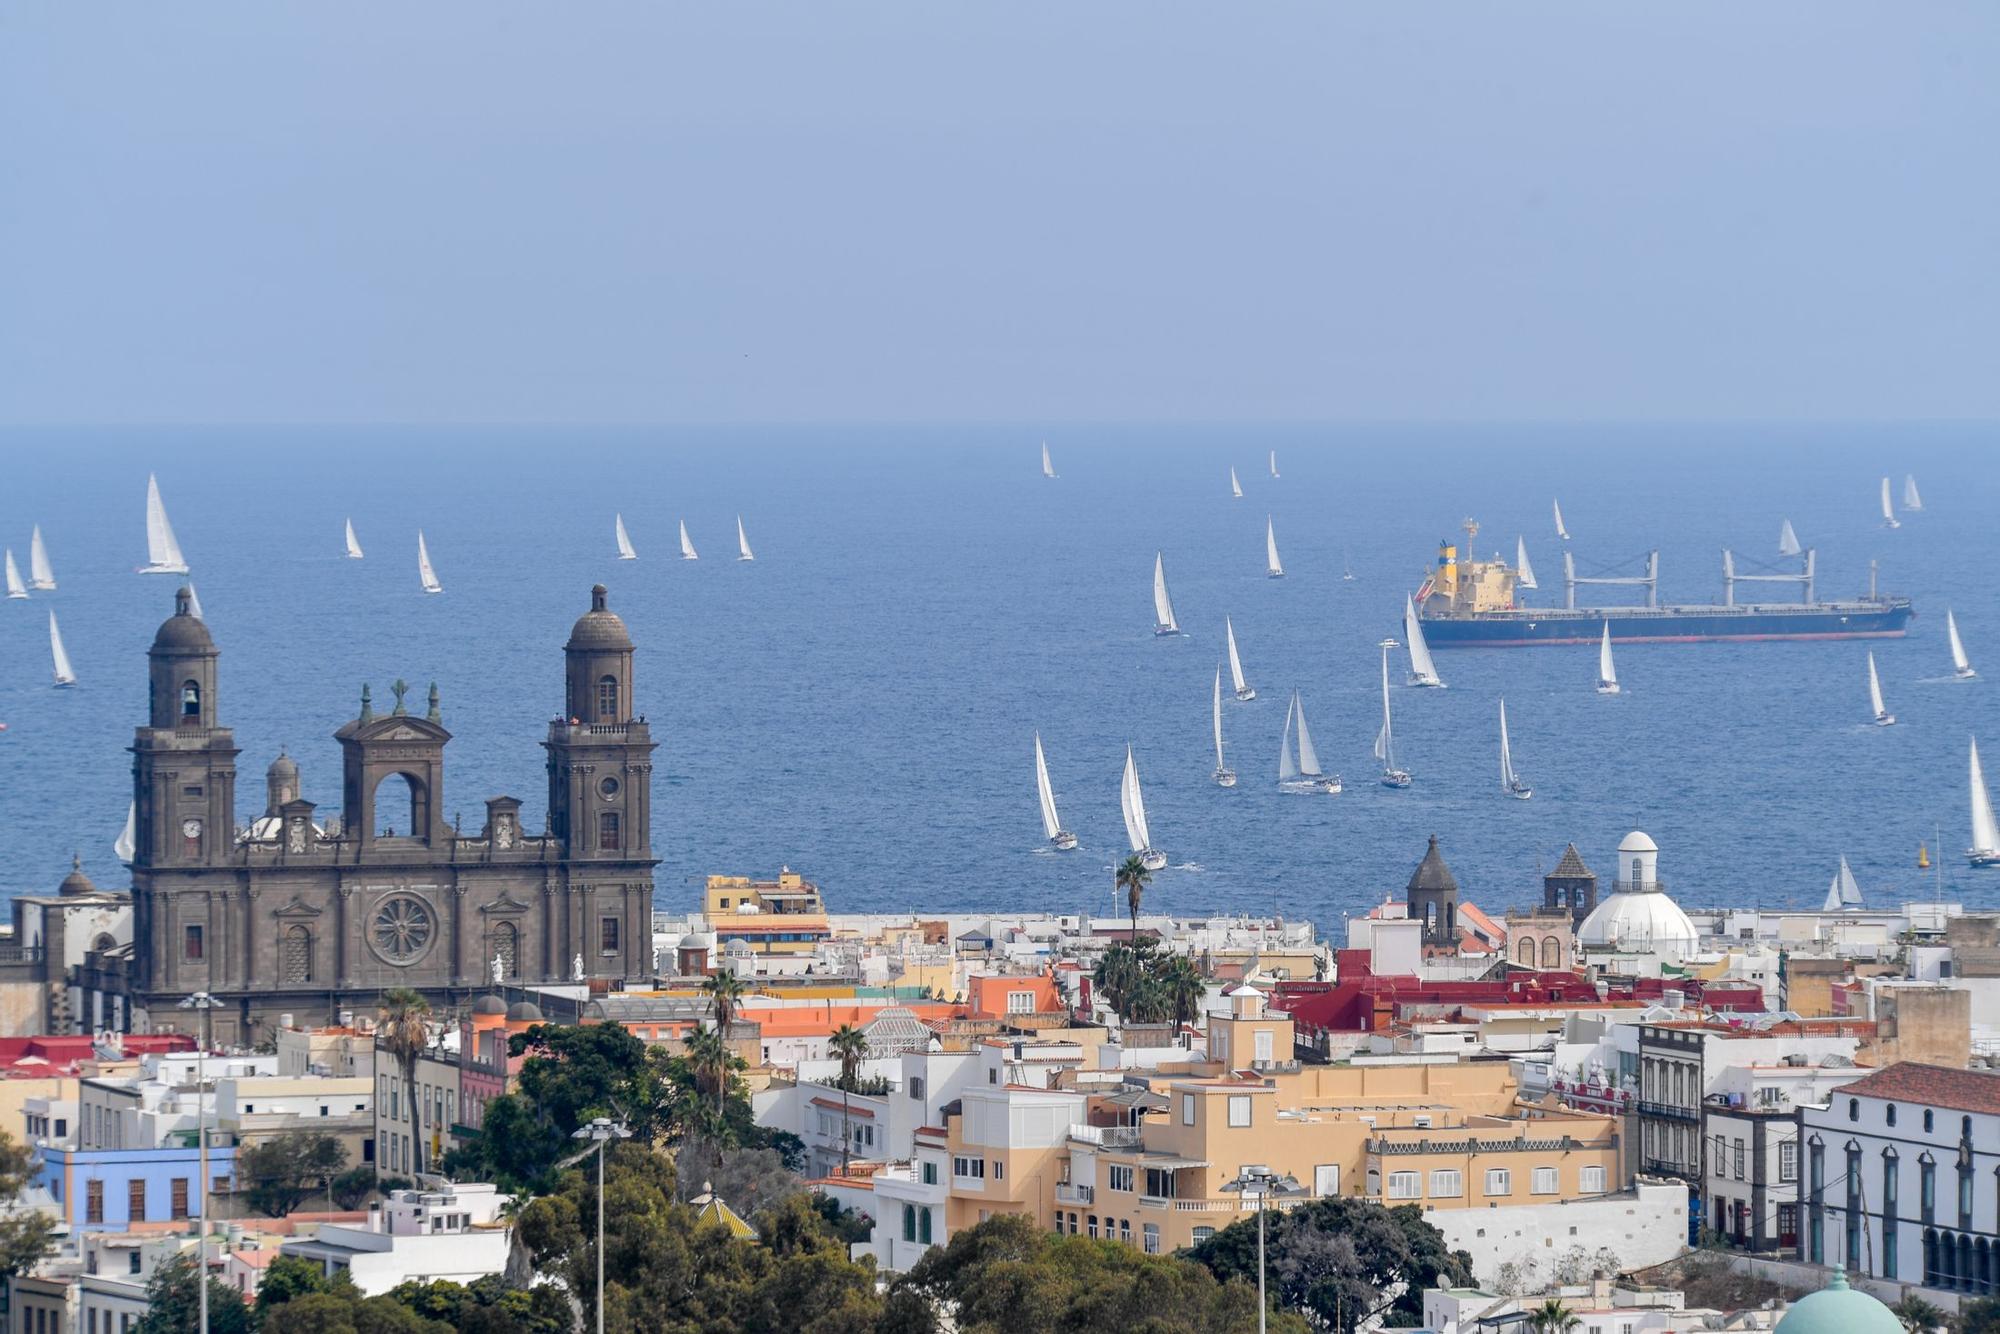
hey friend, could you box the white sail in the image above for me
[344,518,364,559]
[1971,739,2000,858]
[1837,854,1863,907]
[1377,648,1397,769]
[185,582,204,621]
[1120,745,1153,853]
[1152,552,1179,632]
[1278,695,1301,782]
[1034,733,1063,841]
[1779,519,1801,558]
[1904,475,1923,511]
[1294,693,1324,777]
[4,550,25,599]
[114,801,137,865]
[28,526,54,589]
[737,516,755,561]
[1212,669,1228,771]
[49,611,76,686]
[1515,537,1537,590]
[1867,651,1889,720]
[615,514,637,560]
[1403,596,1442,686]
[1499,698,1516,791]
[1880,477,1899,528]
[1268,450,1279,479]
[1225,618,1250,696]
[1553,498,1570,541]
[1949,609,1975,677]
[1598,623,1618,688]
[1042,442,1056,479]
[1266,517,1284,578]
[143,474,189,574]
[679,520,698,560]
[417,531,442,594]
[1230,467,1243,499]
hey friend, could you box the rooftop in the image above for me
[1833,1062,2000,1116]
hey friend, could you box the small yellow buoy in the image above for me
[1918,842,1931,869]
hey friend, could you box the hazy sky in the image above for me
[3,3,1996,425]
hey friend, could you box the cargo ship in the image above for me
[1415,519,1914,647]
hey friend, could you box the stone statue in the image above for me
[491,952,504,985]
[572,953,584,982]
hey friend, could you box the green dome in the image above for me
[1775,1266,1901,1334]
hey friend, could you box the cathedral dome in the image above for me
[267,752,299,784]
[566,585,634,652]
[58,854,98,897]
[150,588,215,653]
[1773,1265,1899,1334]
[506,1000,545,1023]
[471,994,508,1016]
[1578,831,1697,957]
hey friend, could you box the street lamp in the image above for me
[1221,1163,1301,1334]
[178,992,222,1334]
[572,1117,631,1334]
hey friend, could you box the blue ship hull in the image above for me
[1420,601,1914,647]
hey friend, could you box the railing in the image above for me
[0,945,45,966]
[1056,1183,1094,1206]
[1162,1198,1305,1214]
[1070,1125,1143,1148]
[1613,879,1668,895]
[1370,1135,1592,1156]
[1638,1099,1701,1123]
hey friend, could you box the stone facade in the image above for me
[118,585,657,1044]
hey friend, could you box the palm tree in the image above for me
[1160,955,1205,1037]
[1529,1299,1581,1334]
[829,1024,870,1176]
[1117,853,1153,943]
[684,1022,733,1119]
[377,988,434,1178]
[702,970,747,1035]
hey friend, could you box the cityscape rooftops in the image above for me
[1832,1061,2000,1115]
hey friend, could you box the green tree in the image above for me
[254,1253,344,1315]
[1159,955,1207,1034]
[684,1022,737,1122]
[1117,853,1154,941]
[236,1131,347,1218]
[0,1129,56,1282]
[1960,1296,2000,1334]
[1530,1298,1582,1333]
[702,969,747,1033]
[1186,1197,1475,1333]
[131,1253,254,1334]
[377,988,434,1177]
[828,1024,870,1175]
[329,1166,376,1211]
[1891,1292,1948,1333]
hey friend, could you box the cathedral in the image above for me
[111,583,657,1044]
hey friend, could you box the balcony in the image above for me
[1056,1182,1094,1207]
[1638,1099,1701,1123]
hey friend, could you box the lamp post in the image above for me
[178,991,221,1334]
[572,1117,630,1334]
[1222,1163,1300,1334]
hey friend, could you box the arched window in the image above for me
[180,681,201,719]
[598,811,622,850]
[281,925,312,984]
[903,1205,916,1242]
[374,773,430,843]
[1887,1104,1898,1127]
[1848,1098,1859,1121]
[490,922,518,980]
[1516,938,1535,966]
[597,675,619,721]
[1540,937,1561,970]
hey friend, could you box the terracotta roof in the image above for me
[810,1096,875,1118]
[1456,901,1505,942]
[1833,1062,2000,1115]
[1550,843,1596,880]
[1407,835,1458,893]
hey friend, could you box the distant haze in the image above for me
[2,3,1997,425]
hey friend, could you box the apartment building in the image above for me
[1700,1059,1866,1253]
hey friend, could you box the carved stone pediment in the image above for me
[480,893,532,916]
[271,894,325,920]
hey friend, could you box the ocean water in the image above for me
[2,423,1997,929]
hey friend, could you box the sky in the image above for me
[2,3,1997,426]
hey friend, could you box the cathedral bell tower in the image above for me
[546,585,655,859]
[131,587,238,870]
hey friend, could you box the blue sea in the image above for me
[2,423,1997,927]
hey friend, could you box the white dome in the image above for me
[1618,830,1659,854]
[1578,882,1698,956]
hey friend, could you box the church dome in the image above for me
[58,854,98,897]
[471,994,508,1016]
[505,1000,544,1023]
[1618,830,1659,855]
[150,588,215,653]
[1406,834,1458,893]
[566,585,634,652]
[1578,832,1698,957]
[268,752,299,783]
[1773,1265,1899,1334]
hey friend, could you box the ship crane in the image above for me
[1723,549,1816,606]
[1563,550,1659,610]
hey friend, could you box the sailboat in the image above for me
[4,550,26,599]
[1596,623,1621,694]
[1230,467,1243,499]
[114,801,137,865]
[1904,475,1923,512]
[1265,518,1285,579]
[49,611,76,687]
[1779,520,1802,558]
[1224,618,1256,700]
[344,519,364,559]
[1042,442,1057,479]
[1970,738,2000,866]
[417,531,443,594]
[1948,610,1976,680]
[1880,477,1900,529]
[28,527,54,590]
[1375,640,1410,787]
[615,514,637,561]
[1403,597,1444,687]
[1867,651,1894,725]
[1152,553,1181,636]
[1120,745,1167,870]
[185,582,204,621]
[736,517,755,561]
[140,474,190,574]
[1499,698,1531,799]
[679,520,698,561]
[1822,855,1864,912]
[1342,549,1355,582]
[1268,451,1279,479]
[1515,538,1537,590]
[1211,669,1237,787]
[1034,733,1078,850]
[1278,692,1339,794]
[1553,498,1570,541]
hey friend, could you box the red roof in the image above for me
[809,1096,875,1118]
[1834,1063,2000,1115]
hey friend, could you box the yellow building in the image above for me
[704,869,831,956]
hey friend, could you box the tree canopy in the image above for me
[0,1129,55,1283]
[237,1131,348,1218]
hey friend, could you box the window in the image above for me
[171,1177,189,1220]
[1006,990,1035,1014]
[953,1156,986,1182]
[1087,1215,1098,1239]
[919,1208,932,1244]
[213,1174,231,1195]
[1430,1170,1463,1198]
[1713,1133,1726,1170]
[181,681,201,718]
[1191,1226,1215,1245]
[599,916,620,954]
[184,925,204,961]
[1314,1164,1340,1197]
[903,1205,917,1242]
[1734,1140,1745,1180]
[1484,1169,1510,1197]
[1921,1156,1936,1223]
[1924,1109,1935,1133]
[1109,1165,1134,1193]
[1887,1104,1897,1127]
[599,812,622,851]
[920,1161,937,1185]
[86,1179,103,1224]
[1387,1172,1421,1200]
[281,925,313,984]
[991,1159,1003,1180]
[597,675,619,720]
[1119,1219,1131,1244]
[1227,1095,1252,1128]
[1183,1094,1196,1126]
[1532,1167,1559,1195]
[1848,1098,1859,1122]
[1882,1152,1900,1277]
[1579,1166,1607,1194]
[128,1179,146,1223]
[909,1077,924,1102]
[1143,1223,1161,1254]
[1779,1141,1798,1183]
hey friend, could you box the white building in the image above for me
[1577,832,1700,967]
[280,1183,511,1295]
